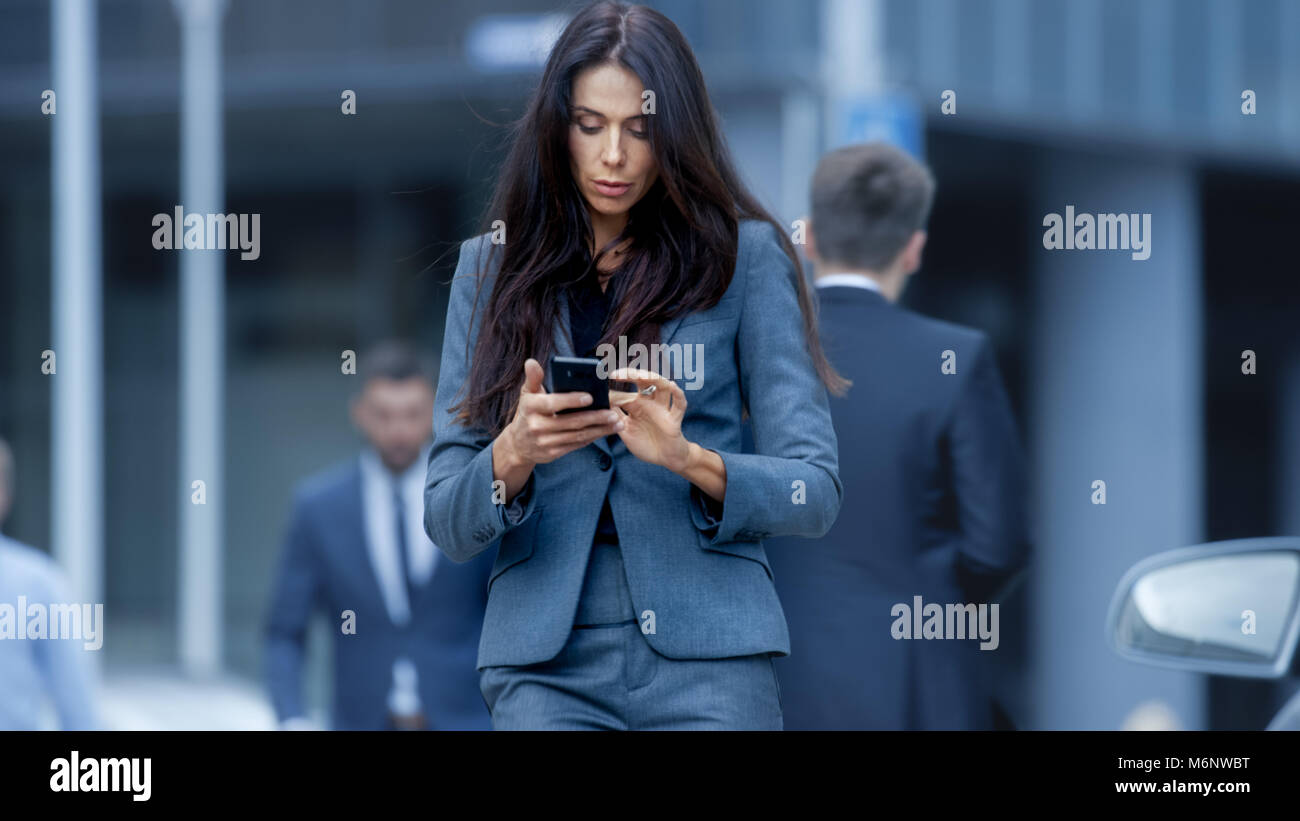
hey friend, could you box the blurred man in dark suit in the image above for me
[766,143,1030,730]
[264,341,493,730]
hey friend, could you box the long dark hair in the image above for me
[452,0,848,436]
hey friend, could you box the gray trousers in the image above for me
[479,622,784,730]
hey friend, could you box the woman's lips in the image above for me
[593,180,632,197]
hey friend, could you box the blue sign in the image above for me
[832,92,924,161]
[466,14,569,72]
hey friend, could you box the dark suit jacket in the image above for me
[264,458,494,730]
[766,285,1030,730]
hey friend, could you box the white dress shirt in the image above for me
[359,447,437,626]
[815,271,884,293]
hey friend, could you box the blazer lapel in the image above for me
[659,314,686,348]
[553,289,575,358]
[555,290,613,456]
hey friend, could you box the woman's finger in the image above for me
[537,419,623,451]
[663,378,688,417]
[532,407,620,432]
[520,358,547,394]
[610,368,675,408]
[526,390,594,415]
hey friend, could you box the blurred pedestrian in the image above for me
[0,437,100,730]
[767,143,1031,729]
[264,342,493,730]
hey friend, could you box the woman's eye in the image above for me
[628,128,648,139]
[578,124,601,134]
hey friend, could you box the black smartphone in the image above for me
[549,355,610,414]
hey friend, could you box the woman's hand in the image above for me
[608,367,693,473]
[611,367,727,501]
[493,358,624,502]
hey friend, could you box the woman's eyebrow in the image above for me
[571,106,647,123]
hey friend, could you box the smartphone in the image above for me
[549,355,610,414]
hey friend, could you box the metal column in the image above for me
[173,0,228,677]
[50,0,103,631]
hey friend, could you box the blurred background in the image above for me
[1,0,1298,730]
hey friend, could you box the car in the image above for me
[1107,536,1300,730]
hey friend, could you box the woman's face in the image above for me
[568,62,658,229]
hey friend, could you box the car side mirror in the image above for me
[1106,537,1300,678]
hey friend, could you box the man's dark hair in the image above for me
[810,142,936,271]
[359,340,434,386]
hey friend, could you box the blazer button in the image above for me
[597,452,613,471]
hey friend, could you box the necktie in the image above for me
[393,483,416,618]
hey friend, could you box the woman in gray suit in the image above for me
[424,1,845,730]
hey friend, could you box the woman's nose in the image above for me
[602,131,625,166]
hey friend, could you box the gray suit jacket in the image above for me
[424,219,842,668]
